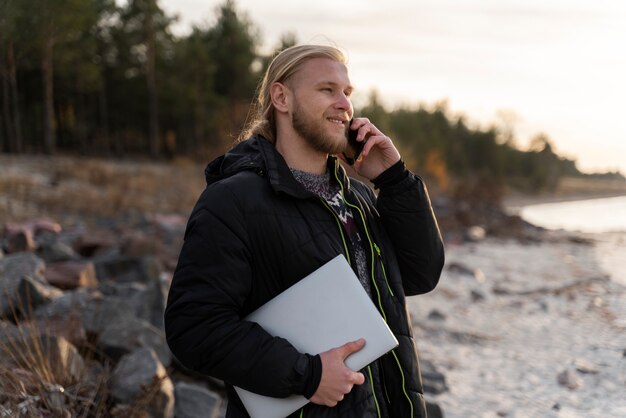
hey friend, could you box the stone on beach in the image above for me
[421,359,449,395]
[44,260,98,290]
[99,279,166,330]
[0,253,47,317]
[7,227,36,253]
[110,347,174,418]
[98,315,170,366]
[4,219,62,254]
[557,369,583,390]
[94,254,161,284]
[74,229,118,257]
[36,237,79,263]
[174,381,222,418]
[17,275,64,311]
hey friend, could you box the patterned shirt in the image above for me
[290,168,371,297]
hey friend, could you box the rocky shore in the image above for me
[0,216,224,417]
[0,215,452,417]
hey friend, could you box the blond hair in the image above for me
[240,44,347,143]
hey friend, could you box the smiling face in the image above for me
[286,58,354,155]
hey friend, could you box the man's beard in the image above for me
[291,98,347,155]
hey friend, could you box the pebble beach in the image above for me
[411,230,626,418]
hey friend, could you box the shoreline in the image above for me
[503,191,626,212]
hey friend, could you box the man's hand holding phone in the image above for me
[342,118,401,180]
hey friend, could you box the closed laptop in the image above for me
[234,255,399,418]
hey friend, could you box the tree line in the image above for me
[1,0,620,193]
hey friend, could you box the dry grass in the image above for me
[0,154,207,223]
[0,286,168,417]
[0,285,108,417]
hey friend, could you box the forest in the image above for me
[1,0,622,196]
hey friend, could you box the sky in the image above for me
[159,0,626,174]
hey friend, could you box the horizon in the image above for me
[157,0,626,175]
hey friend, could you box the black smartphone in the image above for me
[343,119,365,165]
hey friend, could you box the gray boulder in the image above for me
[34,288,121,330]
[81,295,136,335]
[110,347,174,418]
[17,275,63,313]
[174,381,222,418]
[0,253,47,317]
[99,280,165,330]
[98,316,170,366]
[35,231,79,263]
[44,260,98,290]
[421,359,449,395]
[7,228,36,253]
[94,255,161,284]
[426,401,444,418]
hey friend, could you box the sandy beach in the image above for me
[411,232,626,418]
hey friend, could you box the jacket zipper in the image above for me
[332,160,415,417]
[319,195,383,418]
[373,242,394,297]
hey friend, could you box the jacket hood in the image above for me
[205,135,346,199]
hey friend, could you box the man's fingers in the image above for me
[351,371,365,385]
[338,338,366,359]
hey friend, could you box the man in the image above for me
[164,44,445,417]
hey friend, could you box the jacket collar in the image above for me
[204,135,351,200]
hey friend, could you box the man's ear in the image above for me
[270,82,291,114]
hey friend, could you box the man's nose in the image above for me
[335,93,352,113]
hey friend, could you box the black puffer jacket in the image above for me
[164,136,445,417]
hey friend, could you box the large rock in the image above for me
[0,253,47,317]
[6,227,37,253]
[34,288,95,320]
[39,335,86,383]
[98,316,170,366]
[426,401,444,418]
[421,359,449,395]
[44,260,98,290]
[110,347,174,418]
[93,255,165,329]
[34,289,137,337]
[174,381,222,418]
[17,275,63,313]
[73,229,118,257]
[94,255,161,284]
[99,280,165,329]
[121,232,162,258]
[30,312,87,348]
[36,237,78,264]
[83,296,137,335]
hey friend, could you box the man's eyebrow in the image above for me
[316,81,354,93]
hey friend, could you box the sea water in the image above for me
[519,195,626,234]
[519,195,626,286]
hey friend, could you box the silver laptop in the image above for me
[234,255,399,418]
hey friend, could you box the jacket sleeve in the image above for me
[372,161,445,295]
[164,183,318,398]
